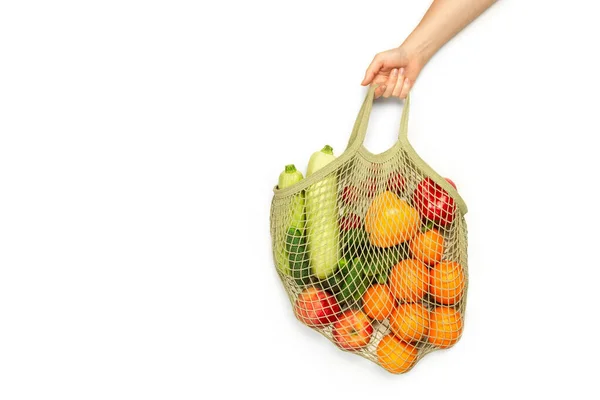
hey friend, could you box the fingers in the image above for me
[399,78,411,99]
[373,72,412,99]
[362,55,384,86]
[382,69,398,98]
[372,74,388,98]
[392,68,405,97]
[374,85,387,99]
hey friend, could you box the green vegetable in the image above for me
[342,228,368,260]
[345,258,370,303]
[306,145,339,279]
[364,246,404,284]
[421,220,435,233]
[273,246,289,276]
[285,227,311,286]
[278,165,305,230]
[324,258,346,293]
[274,164,305,275]
[321,257,371,306]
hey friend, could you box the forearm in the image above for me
[402,0,497,65]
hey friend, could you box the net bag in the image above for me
[270,86,468,374]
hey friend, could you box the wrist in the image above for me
[400,31,435,68]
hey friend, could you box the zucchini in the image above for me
[278,165,305,230]
[342,228,368,260]
[306,145,339,279]
[329,258,371,306]
[285,227,311,286]
[274,164,305,275]
[364,245,404,284]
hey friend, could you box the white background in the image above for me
[1,0,599,398]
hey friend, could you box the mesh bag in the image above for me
[270,86,468,374]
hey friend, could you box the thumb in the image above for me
[361,56,384,86]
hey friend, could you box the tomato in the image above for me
[362,177,377,199]
[340,185,358,205]
[386,171,406,194]
[413,177,457,226]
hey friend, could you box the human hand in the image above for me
[361,47,424,99]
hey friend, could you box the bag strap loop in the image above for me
[343,87,468,215]
[345,85,376,150]
[345,85,411,151]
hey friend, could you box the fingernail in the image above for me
[391,68,398,76]
[380,85,387,92]
[399,68,405,76]
[404,79,411,90]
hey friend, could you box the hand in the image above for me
[361,47,424,99]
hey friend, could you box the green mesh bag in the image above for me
[270,86,468,374]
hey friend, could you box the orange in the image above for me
[365,191,420,248]
[430,261,465,305]
[376,334,418,374]
[362,284,396,321]
[389,259,428,302]
[428,306,463,349]
[389,303,430,343]
[410,229,444,265]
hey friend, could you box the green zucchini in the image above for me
[333,258,371,306]
[274,164,305,275]
[364,245,404,284]
[342,228,368,260]
[285,227,311,286]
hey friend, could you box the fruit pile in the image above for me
[272,145,467,374]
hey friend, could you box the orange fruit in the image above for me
[365,191,420,248]
[430,261,465,305]
[389,259,428,302]
[410,229,444,265]
[376,334,418,374]
[362,284,396,321]
[389,302,430,343]
[428,306,463,348]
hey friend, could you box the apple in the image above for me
[294,287,340,327]
[332,309,374,350]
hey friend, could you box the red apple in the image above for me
[294,287,341,327]
[332,309,374,350]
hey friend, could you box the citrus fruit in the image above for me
[428,306,463,348]
[430,261,465,305]
[362,284,396,321]
[389,259,428,302]
[410,229,444,265]
[389,302,430,343]
[376,334,418,374]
